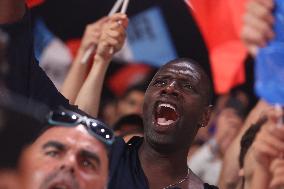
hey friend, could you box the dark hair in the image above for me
[239,116,267,168]
[224,97,246,119]
[0,106,43,169]
[113,114,144,132]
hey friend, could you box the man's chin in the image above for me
[144,130,179,152]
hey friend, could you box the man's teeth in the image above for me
[159,103,176,111]
[157,118,175,126]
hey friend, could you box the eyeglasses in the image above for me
[47,109,115,146]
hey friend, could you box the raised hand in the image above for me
[269,158,284,189]
[78,17,109,56]
[95,13,128,62]
[251,108,284,170]
[241,0,274,56]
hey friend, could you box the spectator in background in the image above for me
[189,97,245,185]
[0,105,42,189]
[112,84,146,124]
[113,113,144,141]
[100,64,156,125]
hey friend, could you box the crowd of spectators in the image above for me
[0,0,283,189]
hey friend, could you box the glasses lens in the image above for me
[89,121,114,141]
[50,111,79,124]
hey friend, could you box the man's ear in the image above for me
[199,105,213,127]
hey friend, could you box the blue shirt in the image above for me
[109,136,219,189]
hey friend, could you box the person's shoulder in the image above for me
[109,136,127,157]
[203,183,219,189]
[109,136,143,168]
[108,136,127,178]
[110,136,143,154]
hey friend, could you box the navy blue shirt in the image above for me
[109,137,219,189]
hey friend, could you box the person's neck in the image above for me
[138,140,189,189]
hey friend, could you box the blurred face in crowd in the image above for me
[20,125,109,189]
[116,90,144,118]
[215,107,243,155]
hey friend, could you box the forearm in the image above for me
[61,50,89,104]
[0,0,25,24]
[74,13,128,117]
[218,137,241,189]
[74,56,110,117]
[250,166,270,189]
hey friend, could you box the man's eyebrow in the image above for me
[155,75,171,79]
[42,141,65,151]
[156,74,195,82]
[80,150,101,165]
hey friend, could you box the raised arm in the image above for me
[0,0,25,24]
[74,13,128,117]
[61,17,108,104]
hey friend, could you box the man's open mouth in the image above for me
[155,103,179,126]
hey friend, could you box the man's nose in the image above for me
[161,81,179,97]
[59,155,76,174]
